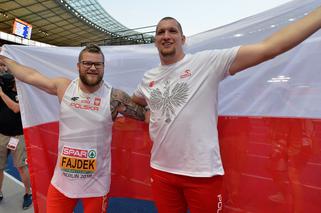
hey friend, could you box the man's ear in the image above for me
[182,35,186,44]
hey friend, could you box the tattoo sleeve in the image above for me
[110,88,146,121]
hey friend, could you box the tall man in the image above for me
[132,6,321,213]
[0,65,32,210]
[0,44,146,213]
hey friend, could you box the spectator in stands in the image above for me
[132,6,321,213]
[0,63,32,210]
[0,44,146,213]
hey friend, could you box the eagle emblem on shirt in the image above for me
[150,81,189,123]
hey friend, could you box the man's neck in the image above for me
[79,81,101,94]
[160,53,185,66]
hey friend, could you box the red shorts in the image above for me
[151,168,224,213]
[46,184,108,213]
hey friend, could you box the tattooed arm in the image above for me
[110,88,146,121]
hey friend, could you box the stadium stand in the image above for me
[0,0,154,46]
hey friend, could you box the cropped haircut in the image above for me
[156,17,184,35]
[78,44,105,62]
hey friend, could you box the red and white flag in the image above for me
[1,1,321,212]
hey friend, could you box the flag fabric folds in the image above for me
[1,0,321,212]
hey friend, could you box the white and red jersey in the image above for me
[134,47,239,177]
[51,78,113,198]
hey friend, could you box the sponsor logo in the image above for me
[180,69,192,78]
[217,194,223,213]
[71,96,79,101]
[88,150,97,158]
[149,81,155,87]
[62,146,88,158]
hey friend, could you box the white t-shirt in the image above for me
[134,47,239,177]
[51,78,113,198]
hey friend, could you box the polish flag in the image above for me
[1,1,321,212]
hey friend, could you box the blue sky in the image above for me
[97,0,291,36]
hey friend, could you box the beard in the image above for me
[79,72,103,87]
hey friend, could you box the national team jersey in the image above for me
[134,47,239,177]
[51,78,113,198]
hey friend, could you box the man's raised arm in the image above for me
[0,55,66,96]
[229,6,321,75]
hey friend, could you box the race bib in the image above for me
[59,146,97,179]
